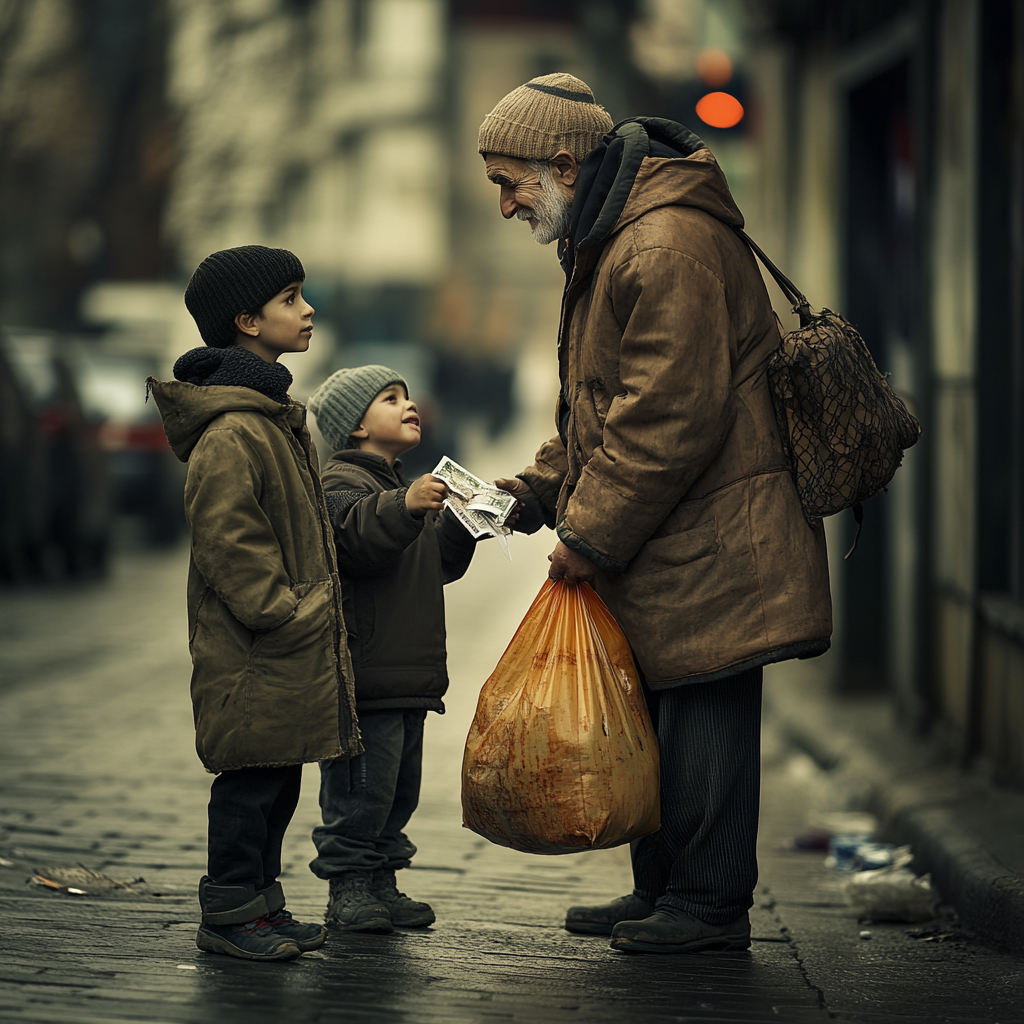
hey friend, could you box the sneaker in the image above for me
[326,874,393,933]
[263,908,327,951]
[196,917,302,961]
[371,869,435,928]
[564,893,655,935]
[609,906,751,954]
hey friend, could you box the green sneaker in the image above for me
[196,917,302,961]
[263,908,327,951]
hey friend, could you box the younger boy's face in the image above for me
[352,384,421,462]
[235,281,313,361]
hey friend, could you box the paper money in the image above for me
[466,487,516,525]
[444,495,493,540]
[432,457,488,501]
[432,456,515,559]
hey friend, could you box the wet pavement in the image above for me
[2,532,1023,1024]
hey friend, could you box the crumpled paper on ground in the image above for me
[842,846,935,922]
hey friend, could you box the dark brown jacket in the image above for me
[149,379,361,771]
[520,122,832,686]
[323,450,477,712]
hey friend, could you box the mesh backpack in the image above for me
[735,229,922,553]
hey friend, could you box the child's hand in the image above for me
[406,475,448,518]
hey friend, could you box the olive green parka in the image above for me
[148,378,361,772]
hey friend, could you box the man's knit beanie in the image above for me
[308,365,408,452]
[477,72,613,165]
[184,245,306,348]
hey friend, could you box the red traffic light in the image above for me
[695,91,744,129]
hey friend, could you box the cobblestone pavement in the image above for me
[2,530,1022,1024]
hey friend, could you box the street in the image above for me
[1,518,1022,1024]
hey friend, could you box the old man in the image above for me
[486,73,832,954]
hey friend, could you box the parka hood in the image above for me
[147,377,305,462]
[568,118,743,260]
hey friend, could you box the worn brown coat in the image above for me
[149,379,361,771]
[520,149,833,685]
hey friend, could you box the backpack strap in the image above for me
[845,502,864,560]
[733,227,813,324]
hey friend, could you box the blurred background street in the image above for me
[1,0,1023,1020]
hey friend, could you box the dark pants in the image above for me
[630,668,763,926]
[207,764,302,891]
[310,709,425,879]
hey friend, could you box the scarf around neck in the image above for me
[173,345,293,404]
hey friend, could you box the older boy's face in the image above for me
[352,384,421,460]
[235,281,313,361]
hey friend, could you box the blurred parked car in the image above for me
[71,345,185,546]
[0,327,112,578]
[0,335,44,581]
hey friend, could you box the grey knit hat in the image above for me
[478,72,613,165]
[184,245,306,348]
[308,365,408,452]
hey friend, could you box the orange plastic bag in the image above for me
[461,579,659,855]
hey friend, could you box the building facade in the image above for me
[746,0,1024,787]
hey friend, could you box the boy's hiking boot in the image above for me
[609,907,752,954]
[371,869,435,928]
[196,918,302,961]
[326,874,393,932]
[262,909,327,951]
[564,893,655,935]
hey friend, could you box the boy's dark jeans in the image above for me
[630,668,763,926]
[207,764,302,895]
[310,709,425,879]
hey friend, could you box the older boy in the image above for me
[307,366,477,932]
[149,245,361,961]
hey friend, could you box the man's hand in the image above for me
[491,477,526,528]
[548,540,599,584]
[494,477,532,499]
[406,475,448,518]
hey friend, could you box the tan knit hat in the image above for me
[478,73,613,165]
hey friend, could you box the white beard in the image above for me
[516,165,572,245]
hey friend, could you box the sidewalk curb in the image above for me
[764,667,1024,957]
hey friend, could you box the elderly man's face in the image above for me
[484,151,578,245]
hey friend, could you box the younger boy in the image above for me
[149,245,361,961]
[307,366,477,931]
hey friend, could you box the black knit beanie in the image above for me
[184,245,306,348]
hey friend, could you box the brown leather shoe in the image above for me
[564,894,656,935]
[610,906,751,953]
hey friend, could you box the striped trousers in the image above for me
[630,667,763,925]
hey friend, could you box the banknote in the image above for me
[466,487,516,526]
[432,456,489,501]
[443,494,493,540]
[432,455,515,559]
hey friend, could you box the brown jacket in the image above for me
[521,123,832,685]
[149,379,361,771]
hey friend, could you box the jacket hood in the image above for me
[147,377,305,462]
[569,118,743,257]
